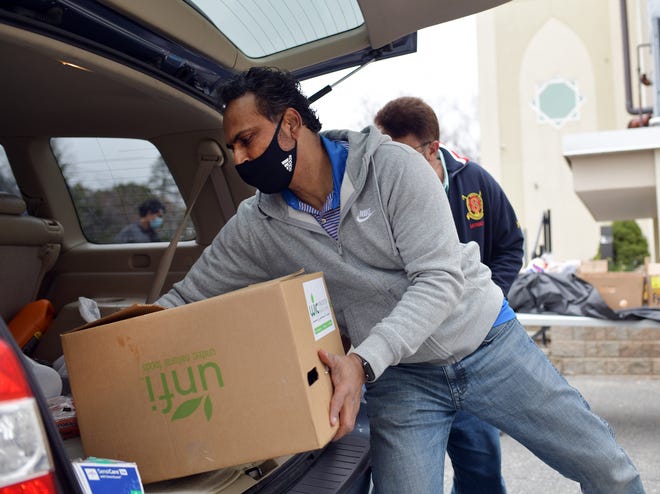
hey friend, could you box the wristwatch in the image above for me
[354,353,375,383]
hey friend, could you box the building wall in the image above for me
[477,0,655,264]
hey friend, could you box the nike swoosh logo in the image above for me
[356,208,375,223]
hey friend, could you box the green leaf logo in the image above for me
[145,356,221,422]
[172,396,203,421]
[171,395,214,421]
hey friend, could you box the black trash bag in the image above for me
[616,306,660,322]
[508,271,619,320]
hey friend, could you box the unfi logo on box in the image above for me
[142,349,223,422]
[303,278,336,341]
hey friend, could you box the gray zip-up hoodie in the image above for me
[157,126,503,380]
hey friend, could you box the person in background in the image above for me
[114,198,165,243]
[156,67,644,494]
[375,96,524,493]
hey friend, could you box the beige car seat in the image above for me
[0,192,63,323]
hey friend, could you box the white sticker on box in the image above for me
[303,278,335,341]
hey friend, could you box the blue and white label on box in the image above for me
[73,459,144,494]
[303,277,335,341]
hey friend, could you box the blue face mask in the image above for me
[150,216,163,229]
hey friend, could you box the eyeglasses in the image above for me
[413,141,432,153]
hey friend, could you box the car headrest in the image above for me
[0,192,27,215]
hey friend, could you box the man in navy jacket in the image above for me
[376,96,524,494]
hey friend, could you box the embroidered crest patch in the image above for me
[462,191,484,221]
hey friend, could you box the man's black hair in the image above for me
[219,67,322,132]
[139,198,165,217]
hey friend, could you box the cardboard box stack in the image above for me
[577,260,645,310]
[62,272,343,484]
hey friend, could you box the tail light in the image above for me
[0,338,57,493]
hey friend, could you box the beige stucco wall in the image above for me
[477,0,655,264]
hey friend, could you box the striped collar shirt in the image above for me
[282,136,348,240]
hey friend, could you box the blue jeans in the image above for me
[365,318,645,494]
[448,411,506,494]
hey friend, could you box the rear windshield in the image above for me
[186,0,364,57]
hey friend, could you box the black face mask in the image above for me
[235,115,297,194]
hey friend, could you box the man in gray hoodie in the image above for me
[156,67,644,494]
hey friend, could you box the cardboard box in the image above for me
[578,259,608,273]
[578,271,645,310]
[62,272,343,484]
[647,263,660,307]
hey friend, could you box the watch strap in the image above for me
[354,353,375,383]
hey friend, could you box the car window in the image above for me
[51,137,196,244]
[0,145,20,196]
[186,0,364,58]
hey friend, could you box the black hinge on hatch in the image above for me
[304,33,417,103]
[307,58,375,103]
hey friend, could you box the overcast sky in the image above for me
[300,15,479,134]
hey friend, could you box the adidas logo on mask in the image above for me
[281,155,293,172]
